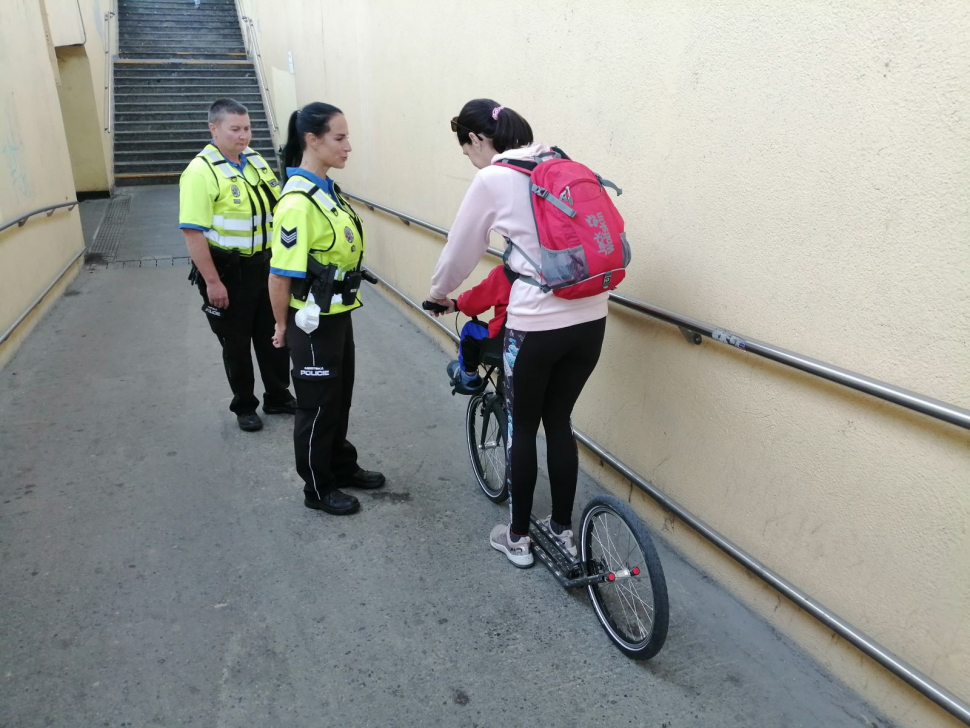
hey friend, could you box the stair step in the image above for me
[119,51,247,57]
[119,2,236,8]
[115,140,275,153]
[114,65,255,72]
[118,18,239,28]
[119,4,238,11]
[115,100,264,109]
[119,47,245,53]
[114,124,270,134]
[115,160,276,174]
[115,106,266,117]
[115,149,275,163]
[115,127,273,140]
[120,38,243,45]
[119,46,246,53]
[119,20,241,29]
[115,162,224,173]
[115,152,199,164]
[120,1,235,7]
[115,92,263,102]
[115,120,268,131]
[114,59,252,66]
[114,85,261,94]
[114,76,257,85]
[114,70,256,78]
[119,0,237,4]
[119,15,238,23]
[119,54,247,61]
[116,109,267,119]
[119,11,238,20]
[119,0,237,5]
[115,87,260,94]
[119,34,243,41]
[115,174,183,187]
[119,32,243,40]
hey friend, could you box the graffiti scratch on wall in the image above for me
[1,103,32,203]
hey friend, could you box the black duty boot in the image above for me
[263,396,297,415]
[304,490,360,515]
[237,412,264,432]
[338,469,386,490]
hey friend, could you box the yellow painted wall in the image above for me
[237,1,970,725]
[0,0,85,368]
[56,46,111,193]
[47,0,115,192]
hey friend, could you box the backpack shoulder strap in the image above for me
[493,159,537,174]
[550,146,571,160]
[502,238,551,293]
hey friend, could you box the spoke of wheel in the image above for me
[603,515,625,570]
[593,517,637,637]
[606,558,646,639]
[619,582,648,639]
[605,579,636,636]
[626,576,655,617]
[601,513,651,641]
[615,522,654,627]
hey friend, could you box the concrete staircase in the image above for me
[114,0,277,186]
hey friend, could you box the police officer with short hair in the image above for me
[268,102,385,515]
[180,98,295,431]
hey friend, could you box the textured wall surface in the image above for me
[0,0,84,367]
[239,1,970,725]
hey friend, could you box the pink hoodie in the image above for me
[429,142,608,332]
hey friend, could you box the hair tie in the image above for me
[491,106,505,121]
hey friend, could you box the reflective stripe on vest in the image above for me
[280,175,337,212]
[211,214,274,231]
[205,230,267,249]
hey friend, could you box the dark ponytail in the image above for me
[282,102,343,171]
[453,98,533,154]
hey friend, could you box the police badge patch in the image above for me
[344,226,354,244]
[231,184,241,198]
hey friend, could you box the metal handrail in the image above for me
[0,201,78,235]
[344,192,970,432]
[238,15,278,139]
[103,5,116,133]
[0,248,85,346]
[363,264,970,726]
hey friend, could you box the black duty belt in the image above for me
[208,248,270,267]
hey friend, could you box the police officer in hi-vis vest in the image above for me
[268,102,385,516]
[180,98,296,432]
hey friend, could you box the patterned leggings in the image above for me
[503,317,606,535]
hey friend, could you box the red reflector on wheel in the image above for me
[632,567,640,576]
[607,573,616,582]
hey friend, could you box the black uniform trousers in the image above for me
[286,309,359,498]
[198,257,292,414]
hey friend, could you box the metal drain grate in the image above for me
[85,194,131,264]
[93,256,194,270]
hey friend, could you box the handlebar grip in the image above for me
[422,300,450,314]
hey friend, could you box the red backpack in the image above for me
[494,147,630,299]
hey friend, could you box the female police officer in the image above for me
[268,102,384,515]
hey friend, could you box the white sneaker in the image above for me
[489,524,534,568]
[539,516,577,557]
